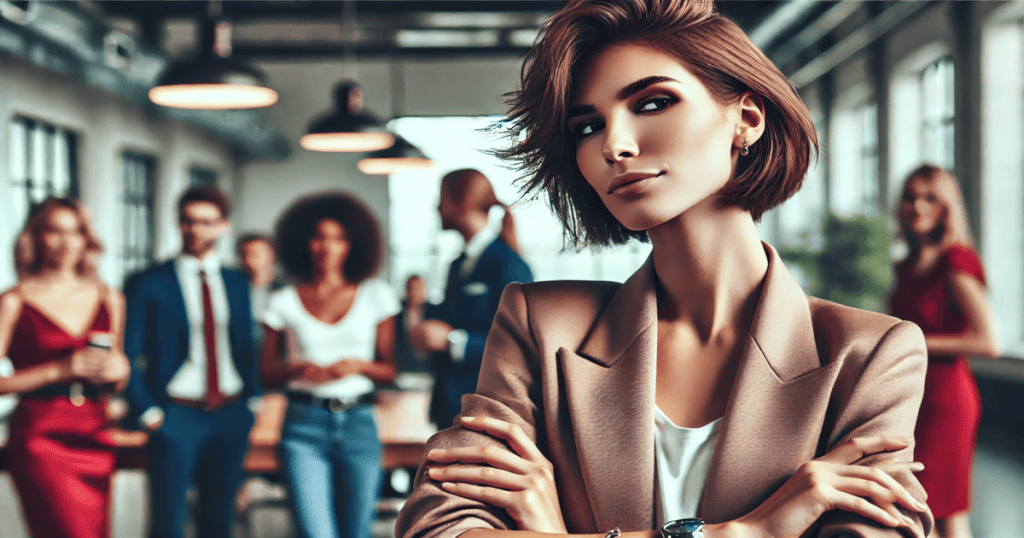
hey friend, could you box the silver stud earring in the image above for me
[741,138,750,157]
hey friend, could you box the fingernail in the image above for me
[427,449,439,458]
[896,436,913,444]
[461,416,476,422]
[902,515,915,526]
[427,468,439,477]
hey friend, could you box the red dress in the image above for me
[890,244,985,519]
[6,301,115,538]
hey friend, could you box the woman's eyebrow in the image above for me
[566,76,677,121]
[618,75,677,100]
[566,104,596,121]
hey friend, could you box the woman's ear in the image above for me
[734,92,766,149]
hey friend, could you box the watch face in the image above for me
[663,518,704,537]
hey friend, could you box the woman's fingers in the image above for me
[428,464,527,490]
[825,489,909,528]
[459,416,545,463]
[830,475,918,524]
[427,445,527,474]
[839,464,928,513]
[818,436,913,465]
[437,481,518,510]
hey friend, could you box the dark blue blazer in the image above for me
[123,260,260,424]
[428,237,533,427]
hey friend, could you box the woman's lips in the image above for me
[608,172,663,197]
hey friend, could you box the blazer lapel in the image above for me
[561,258,659,532]
[165,261,190,336]
[699,244,841,523]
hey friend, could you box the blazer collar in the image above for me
[576,242,820,379]
[562,242,831,531]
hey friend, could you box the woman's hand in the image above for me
[66,347,105,380]
[425,416,567,534]
[328,359,364,379]
[94,350,130,385]
[290,362,337,385]
[729,437,929,538]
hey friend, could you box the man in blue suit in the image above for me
[410,169,533,428]
[124,186,259,538]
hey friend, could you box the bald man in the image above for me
[410,169,533,428]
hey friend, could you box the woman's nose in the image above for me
[602,121,639,164]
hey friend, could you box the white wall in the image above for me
[0,52,241,288]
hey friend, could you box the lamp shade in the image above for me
[149,56,279,110]
[357,136,435,174]
[300,81,394,153]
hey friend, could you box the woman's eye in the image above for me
[637,96,675,113]
[572,120,603,140]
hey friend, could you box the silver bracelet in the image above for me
[605,527,621,538]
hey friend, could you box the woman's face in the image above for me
[899,177,944,239]
[39,206,87,270]
[308,218,350,277]
[568,43,742,231]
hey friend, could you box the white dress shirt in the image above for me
[166,254,245,400]
[140,254,247,428]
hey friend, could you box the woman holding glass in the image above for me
[0,197,130,538]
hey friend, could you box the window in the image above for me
[121,152,156,276]
[188,166,218,188]
[7,116,78,227]
[920,57,955,169]
[857,101,880,215]
[388,116,651,299]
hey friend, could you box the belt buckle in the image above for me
[69,382,86,407]
[327,398,347,413]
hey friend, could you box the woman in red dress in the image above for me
[890,164,1000,538]
[0,197,131,538]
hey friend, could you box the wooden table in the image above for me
[0,390,437,474]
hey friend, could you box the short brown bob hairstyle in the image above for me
[15,197,104,279]
[275,192,384,284]
[499,0,818,247]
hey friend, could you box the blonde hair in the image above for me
[897,164,974,256]
[15,197,104,279]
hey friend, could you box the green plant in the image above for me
[779,212,893,312]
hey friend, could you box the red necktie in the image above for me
[200,270,223,409]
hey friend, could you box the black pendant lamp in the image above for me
[300,81,395,152]
[358,135,435,174]
[149,18,278,110]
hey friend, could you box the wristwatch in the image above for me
[661,518,704,538]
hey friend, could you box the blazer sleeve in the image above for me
[123,273,157,419]
[816,321,934,538]
[395,282,541,538]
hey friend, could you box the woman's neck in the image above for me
[34,265,81,286]
[647,201,768,341]
[309,268,350,290]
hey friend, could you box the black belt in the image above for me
[286,391,375,413]
[23,382,100,404]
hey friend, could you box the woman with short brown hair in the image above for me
[0,197,130,538]
[397,1,933,537]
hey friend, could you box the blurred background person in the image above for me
[395,274,431,376]
[123,186,260,538]
[259,192,400,538]
[409,169,533,429]
[890,164,1001,538]
[0,197,130,538]
[236,233,285,341]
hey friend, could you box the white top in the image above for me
[263,279,401,400]
[653,406,721,526]
[165,254,245,400]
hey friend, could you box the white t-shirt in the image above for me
[653,406,721,526]
[263,279,401,400]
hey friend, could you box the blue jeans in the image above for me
[280,401,383,538]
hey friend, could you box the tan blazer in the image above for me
[396,245,933,538]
